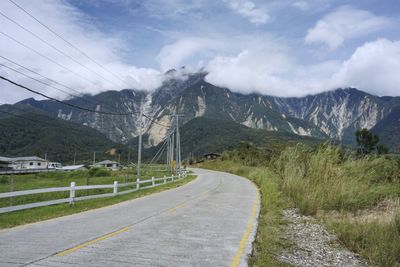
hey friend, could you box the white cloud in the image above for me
[0,0,163,103]
[305,6,390,49]
[223,0,269,25]
[156,37,226,71]
[332,39,400,96]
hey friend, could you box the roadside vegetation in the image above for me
[0,166,173,208]
[199,138,400,267]
[0,167,195,229]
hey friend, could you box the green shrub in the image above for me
[88,168,111,177]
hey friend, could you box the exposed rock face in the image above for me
[14,73,400,146]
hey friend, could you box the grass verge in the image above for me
[199,161,291,266]
[272,144,400,266]
[0,175,196,230]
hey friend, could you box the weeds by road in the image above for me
[200,143,400,267]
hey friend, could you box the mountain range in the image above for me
[2,70,400,156]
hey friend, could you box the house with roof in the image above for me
[0,156,48,170]
[93,160,119,170]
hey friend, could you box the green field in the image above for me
[0,166,195,229]
[0,166,175,208]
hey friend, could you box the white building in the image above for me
[93,160,119,170]
[0,156,48,170]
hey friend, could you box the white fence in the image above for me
[0,172,187,214]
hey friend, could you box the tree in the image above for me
[377,144,389,155]
[355,128,379,154]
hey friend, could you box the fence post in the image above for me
[69,182,76,206]
[113,181,118,195]
[136,178,140,190]
[152,176,155,187]
[9,175,14,207]
[164,175,166,184]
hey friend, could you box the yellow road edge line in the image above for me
[56,226,131,257]
[230,184,260,267]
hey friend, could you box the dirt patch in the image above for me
[277,209,368,267]
[326,198,400,224]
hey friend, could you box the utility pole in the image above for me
[127,145,131,168]
[170,133,174,173]
[137,108,143,181]
[93,151,96,166]
[173,114,184,173]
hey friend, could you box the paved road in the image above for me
[0,168,260,267]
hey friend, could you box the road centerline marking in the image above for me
[56,226,131,257]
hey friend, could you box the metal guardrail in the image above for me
[0,172,188,214]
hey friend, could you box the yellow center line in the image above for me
[57,177,224,257]
[167,202,187,213]
[230,184,260,267]
[56,226,131,257]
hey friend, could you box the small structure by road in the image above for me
[203,153,221,160]
[0,156,48,170]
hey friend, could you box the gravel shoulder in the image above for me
[277,209,369,267]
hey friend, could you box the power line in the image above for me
[0,31,99,87]
[0,60,124,114]
[0,75,134,116]
[0,55,142,116]
[0,74,172,127]
[7,0,132,88]
[0,9,124,89]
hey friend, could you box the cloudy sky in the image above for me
[0,0,399,103]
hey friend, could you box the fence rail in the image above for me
[0,172,187,214]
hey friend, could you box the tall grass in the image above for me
[272,144,400,215]
[272,144,400,266]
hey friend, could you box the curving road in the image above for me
[0,168,260,267]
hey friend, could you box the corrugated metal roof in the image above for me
[94,160,118,165]
[0,156,47,162]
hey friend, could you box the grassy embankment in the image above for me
[0,167,195,229]
[201,143,400,267]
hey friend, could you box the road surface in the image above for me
[0,168,260,267]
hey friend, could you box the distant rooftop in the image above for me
[94,160,118,165]
[0,156,47,162]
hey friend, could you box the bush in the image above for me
[88,168,110,177]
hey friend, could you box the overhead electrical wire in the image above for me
[0,10,124,89]
[0,31,100,87]
[0,55,148,117]
[7,0,132,88]
[0,59,126,114]
[0,2,172,128]
[0,75,171,127]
